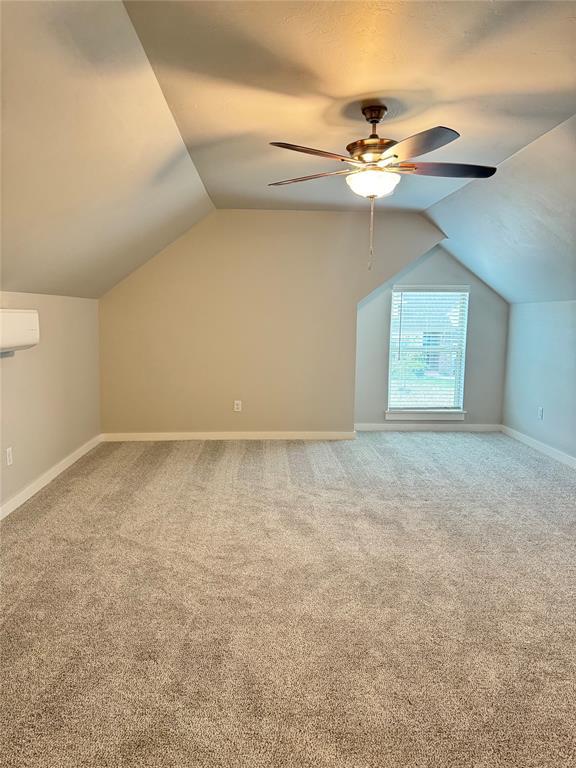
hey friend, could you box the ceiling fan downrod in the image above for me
[361,104,387,139]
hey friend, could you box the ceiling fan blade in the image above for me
[390,162,496,178]
[270,142,364,166]
[269,169,354,186]
[383,127,460,162]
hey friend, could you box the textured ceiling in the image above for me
[1,1,213,298]
[1,1,575,302]
[427,116,576,303]
[125,0,576,212]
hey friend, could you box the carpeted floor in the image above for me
[1,433,575,767]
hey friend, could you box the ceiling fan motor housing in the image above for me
[346,137,397,163]
[346,104,397,162]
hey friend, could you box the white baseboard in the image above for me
[0,434,103,520]
[101,431,356,442]
[501,425,576,469]
[355,423,501,432]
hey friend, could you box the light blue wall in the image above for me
[355,247,508,425]
[504,300,576,458]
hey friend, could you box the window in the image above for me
[387,289,469,412]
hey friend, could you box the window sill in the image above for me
[385,410,466,422]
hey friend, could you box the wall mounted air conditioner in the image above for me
[0,309,40,357]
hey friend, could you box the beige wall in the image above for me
[504,300,576,458]
[1,292,100,505]
[355,247,508,425]
[100,209,443,434]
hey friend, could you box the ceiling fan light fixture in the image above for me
[269,106,495,271]
[345,169,401,199]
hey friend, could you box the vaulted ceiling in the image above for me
[1,0,213,297]
[125,0,575,212]
[427,116,576,303]
[1,0,575,301]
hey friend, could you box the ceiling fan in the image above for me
[269,104,496,194]
[269,104,496,268]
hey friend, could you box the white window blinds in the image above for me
[388,289,469,410]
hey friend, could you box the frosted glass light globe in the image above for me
[346,169,401,198]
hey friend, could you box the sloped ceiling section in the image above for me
[1,0,214,298]
[427,116,576,303]
[125,0,576,212]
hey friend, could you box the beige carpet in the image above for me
[1,433,575,767]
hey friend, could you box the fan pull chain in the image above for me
[368,196,375,270]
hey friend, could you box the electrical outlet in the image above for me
[537,406,544,421]
[233,400,242,412]
[6,447,13,466]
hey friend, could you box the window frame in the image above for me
[385,285,470,420]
